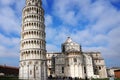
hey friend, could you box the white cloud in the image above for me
[46,27,57,42]
[0,0,23,66]
[0,33,20,57]
[0,0,15,6]
[45,15,53,26]
[46,44,60,52]
[53,0,81,26]
[42,0,48,8]
[0,1,23,35]
[108,26,120,54]
[15,0,25,14]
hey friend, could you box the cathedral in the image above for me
[46,37,107,79]
[19,0,107,80]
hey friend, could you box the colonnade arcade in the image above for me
[21,39,46,49]
[20,49,46,60]
[23,6,44,15]
[22,22,45,31]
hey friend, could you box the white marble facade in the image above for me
[47,37,107,79]
[19,0,47,80]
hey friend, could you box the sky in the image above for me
[0,0,120,67]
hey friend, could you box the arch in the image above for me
[30,70,32,75]
[28,2,31,6]
[34,41,36,44]
[31,51,33,54]
[28,41,30,45]
[37,31,39,36]
[32,7,33,11]
[29,31,30,35]
[29,7,31,11]
[26,23,28,26]
[31,31,33,34]
[37,8,38,14]
[26,41,28,44]
[34,50,36,54]
[29,22,31,26]
[35,61,38,65]
[99,66,101,70]
[34,31,36,35]
[31,40,33,44]
[32,22,33,26]
[32,15,34,18]
[35,7,37,12]
[28,7,30,12]
[37,40,39,44]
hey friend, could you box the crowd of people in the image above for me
[48,75,89,80]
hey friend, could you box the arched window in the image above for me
[36,66,38,70]
[74,58,77,62]
[30,70,32,75]
[28,2,31,6]
[62,67,64,73]
[99,66,101,70]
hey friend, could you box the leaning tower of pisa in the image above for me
[19,0,47,80]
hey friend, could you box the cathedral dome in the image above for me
[62,37,81,52]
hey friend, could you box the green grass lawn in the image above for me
[0,77,19,80]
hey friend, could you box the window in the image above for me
[74,58,77,62]
[96,60,97,63]
[99,66,101,70]
[28,2,31,6]
[36,67,38,70]
[84,67,86,73]
[96,54,98,56]
[99,60,101,63]
[30,70,32,75]
[62,67,64,73]
[35,61,38,64]
[24,62,26,65]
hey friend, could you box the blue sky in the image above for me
[0,0,120,67]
